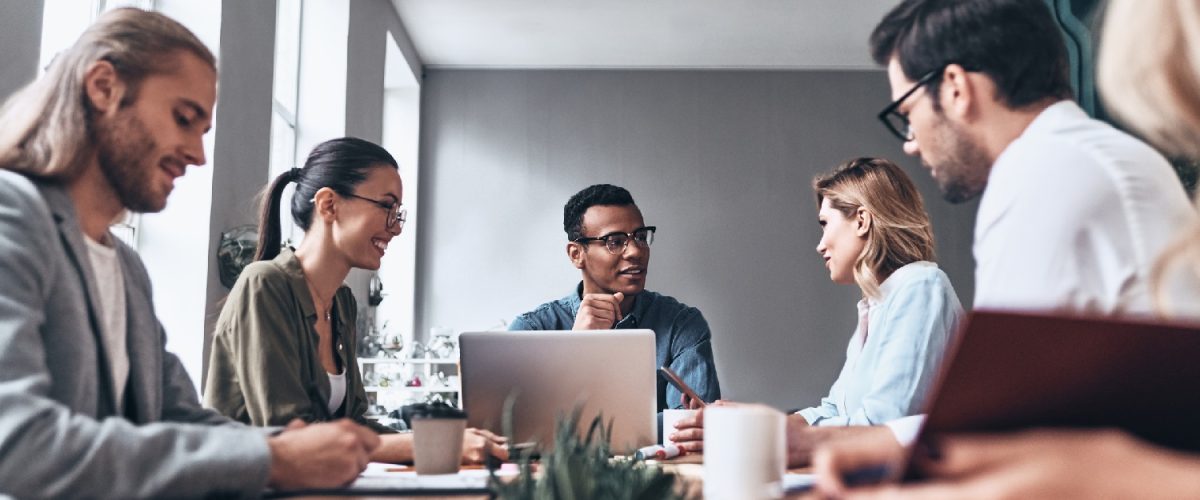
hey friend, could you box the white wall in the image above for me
[415,69,980,410]
[346,0,424,340]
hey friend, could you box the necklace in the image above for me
[304,275,333,323]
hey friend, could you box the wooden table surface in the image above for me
[288,454,815,499]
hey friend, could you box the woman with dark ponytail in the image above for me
[204,137,507,464]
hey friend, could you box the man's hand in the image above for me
[461,428,509,463]
[823,429,1200,500]
[680,392,705,410]
[573,292,624,330]
[669,400,738,453]
[810,425,905,496]
[784,413,814,467]
[787,418,900,469]
[266,419,381,490]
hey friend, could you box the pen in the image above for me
[635,444,681,460]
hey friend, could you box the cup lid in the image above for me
[409,402,466,419]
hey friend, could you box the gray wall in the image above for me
[0,1,42,98]
[201,0,278,385]
[416,69,979,409]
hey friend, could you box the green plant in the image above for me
[489,405,681,500]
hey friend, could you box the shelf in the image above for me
[363,385,460,393]
[358,357,459,365]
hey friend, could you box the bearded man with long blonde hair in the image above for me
[0,8,379,497]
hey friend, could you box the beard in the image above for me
[924,118,991,204]
[92,109,166,213]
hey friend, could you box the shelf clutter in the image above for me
[357,330,463,417]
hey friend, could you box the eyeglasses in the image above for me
[877,67,944,142]
[573,226,656,255]
[344,193,407,230]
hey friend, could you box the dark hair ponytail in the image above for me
[253,137,399,261]
[253,168,299,261]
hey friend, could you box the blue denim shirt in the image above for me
[510,283,721,412]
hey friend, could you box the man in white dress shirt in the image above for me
[873,1,1195,315]
[811,0,1199,485]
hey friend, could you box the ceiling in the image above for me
[389,1,899,70]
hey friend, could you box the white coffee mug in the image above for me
[703,405,786,499]
[662,408,697,447]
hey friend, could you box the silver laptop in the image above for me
[459,330,657,453]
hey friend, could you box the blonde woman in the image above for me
[672,158,963,465]
[813,2,1200,497]
[799,157,963,427]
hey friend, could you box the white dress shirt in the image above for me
[888,101,1199,447]
[973,100,1197,314]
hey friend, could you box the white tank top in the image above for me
[327,370,346,414]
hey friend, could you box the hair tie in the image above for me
[289,167,302,182]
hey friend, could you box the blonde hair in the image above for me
[814,157,937,299]
[0,8,215,181]
[1098,0,1200,316]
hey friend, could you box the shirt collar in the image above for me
[276,247,348,327]
[867,260,938,308]
[1015,99,1081,144]
[274,248,316,318]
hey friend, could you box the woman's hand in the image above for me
[461,427,509,463]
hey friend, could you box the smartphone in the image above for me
[657,366,707,408]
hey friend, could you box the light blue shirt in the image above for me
[798,261,963,426]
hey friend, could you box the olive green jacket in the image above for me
[204,248,393,434]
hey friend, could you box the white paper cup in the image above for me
[662,409,698,446]
[703,405,786,499]
[412,417,466,475]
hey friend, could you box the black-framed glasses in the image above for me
[344,193,407,230]
[877,67,944,142]
[574,226,656,255]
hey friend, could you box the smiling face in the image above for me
[92,50,216,213]
[816,198,868,285]
[570,204,650,296]
[331,166,404,271]
[886,58,990,204]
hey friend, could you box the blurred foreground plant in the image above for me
[489,402,681,500]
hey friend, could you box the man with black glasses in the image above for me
[872,0,1193,316]
[509,184,721,413]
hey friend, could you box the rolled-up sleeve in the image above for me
[665,308,721,408]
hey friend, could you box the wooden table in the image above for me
[288,455,814,499]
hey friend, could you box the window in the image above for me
[270,0,303,245]
[376,31,422,345]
